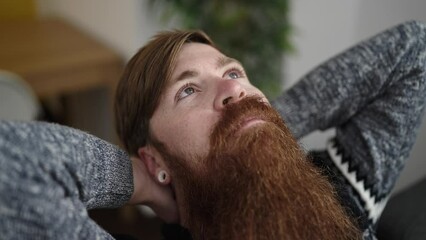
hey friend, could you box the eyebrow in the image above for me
[216,56,242,70]
[175,70,199,82]
[173,56,243,84]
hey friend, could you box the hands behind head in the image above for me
[128,156,179,223]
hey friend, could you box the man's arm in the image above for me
[273,21,426,222]
[0,121,133,239]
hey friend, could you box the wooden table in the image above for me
[0,18,123,99]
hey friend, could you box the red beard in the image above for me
[153,97,361,240]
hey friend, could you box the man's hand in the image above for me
[128,156,179,223]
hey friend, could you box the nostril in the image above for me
[223,97,232,105]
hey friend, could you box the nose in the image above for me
[214,79,247,110]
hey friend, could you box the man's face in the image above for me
[147,42,361,239]
[149,43,267,163]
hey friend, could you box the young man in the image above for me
[115,31,360,239]
[0,21,425,239]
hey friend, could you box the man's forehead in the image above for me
[174,43,225,68]
[168,43,243,84]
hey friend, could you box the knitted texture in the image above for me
[0,121,133,239]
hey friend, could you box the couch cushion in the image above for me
[377,178,426,239]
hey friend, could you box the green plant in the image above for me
[152,0,292,99]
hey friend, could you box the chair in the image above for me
[0,70,40,121]
[377,177,426,239]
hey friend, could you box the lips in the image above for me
[213,96,275,139]
[238,116,266,132]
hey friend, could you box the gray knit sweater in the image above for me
[1,21,426,239]
[0,122,133,239]
[272,20,426,239]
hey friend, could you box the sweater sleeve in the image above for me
[272,21,426,222]
[0,120,134,239]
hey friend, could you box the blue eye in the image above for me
[228,71,239,79]
[176,83,196,101]
[225,67,245,80]
[183,87,195,96]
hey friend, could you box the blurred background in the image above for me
[1,0,426,239]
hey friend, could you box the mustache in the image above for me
[210,96,285,146]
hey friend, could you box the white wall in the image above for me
[285,0,360,87]
[286,0,426,86]
[357,0,426,39]
[288,0,426,193]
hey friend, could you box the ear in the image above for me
[138,145,171,185]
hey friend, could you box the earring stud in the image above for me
[158,170,168,183]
